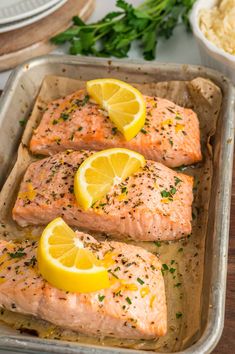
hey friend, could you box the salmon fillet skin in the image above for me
[12,150,193,241]
[0,234,167,339]
[30,89,202,168]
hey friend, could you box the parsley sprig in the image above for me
[51,0,195,60]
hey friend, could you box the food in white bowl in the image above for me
[190,0,235,83]
[199,0,235,56]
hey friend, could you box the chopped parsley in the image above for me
[98,294,105,302]
[174,176,182,186]
[162,264,169,271]
[140,128,147,134]
[24,256,37,267]
[52,119,58,125]
[125,297,132,305]
[82,95,89,106]
[8,248,26,259]
[121,186,127,194]
[108,270,119,279]
[98,202,107,207]
[174,283,182,287]
[176,312,183,319]
[154,241,161,247]
[19,119,27,127]
[175,115,182,120]
[160,187,176,200]
[137,277,144,285]
[60,113,69,121]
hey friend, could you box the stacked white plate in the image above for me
[0,0,67,33]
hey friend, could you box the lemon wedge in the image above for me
[37,217,110,293]
[86,78,146,141]
[74,148,145,210]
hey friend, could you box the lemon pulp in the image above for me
[87,78,146,141]
[74,148,145,210]
[37,217,110,293]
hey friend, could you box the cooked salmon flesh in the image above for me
[13,150,193,241]
[30,90,202,168]
[0,234,167,339]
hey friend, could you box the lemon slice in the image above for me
[74,148,145,210]
[37,217,110,293]
[86,78,146,141]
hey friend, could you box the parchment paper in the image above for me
[0,75,222,352]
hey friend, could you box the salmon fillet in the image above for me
[0,234,167,339]
[12,150,193,241]
[30,90,202,168]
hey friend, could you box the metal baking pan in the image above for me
[0,55,234,354]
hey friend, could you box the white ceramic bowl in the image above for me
[190,0,235,84]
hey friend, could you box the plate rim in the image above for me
[0,0,67,33]
[0,0,63,25]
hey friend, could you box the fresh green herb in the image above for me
[162,264,169,270]
[19,119,27,127]
[8,248,26,259]
[160,186,176,200]
[174,282,182,287]
[169,267,176,273]
[60,113,69,121]
[178,247,183,252]
[161,190,170,198]
[141,128,147,134]
[171,259,175,265]
[52,119,58,125]
[108,270,119,279]
[174,176,182,186]
[24,256,37,267]
[175,115,182,120]
[82,95,89,106]
[168,138,173,147]
[126,297,132,305]
[114,266,121,272]
[121,186,127,194]
[176,311,183,319]
[137,277,144,285]
[154,241,161,247]
[51,0,195,60]
[98,294,105,302]
[98,202,107,207]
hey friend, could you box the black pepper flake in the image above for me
[112,127,118,135]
